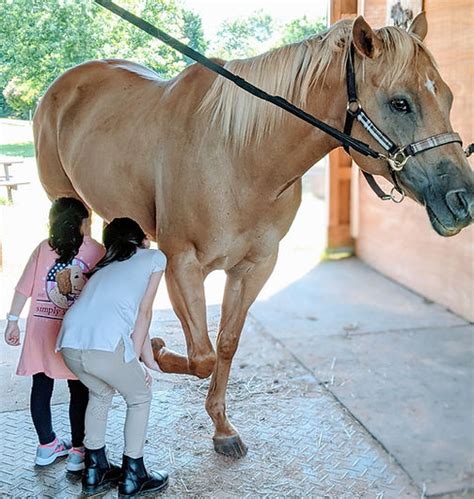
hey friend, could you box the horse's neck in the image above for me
[248,76,346,196]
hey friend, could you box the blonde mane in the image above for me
[199,19,436,149]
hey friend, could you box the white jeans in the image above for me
[62,341,152,458]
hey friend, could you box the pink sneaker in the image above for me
[67,446,85,472]
[35,437,71,466]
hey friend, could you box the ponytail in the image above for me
[48,197,89,265]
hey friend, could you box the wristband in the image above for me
[6,313,19,322]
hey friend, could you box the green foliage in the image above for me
[280,16,327,44]
[212,11,274,59]
[0,0,326,117]
[0,0,205,117]
[0,93,13,117]
[182,10,208,65]
[0,141,35,158]
[209,12,326,60]
[101,0,186,77]
[1,1,105,117]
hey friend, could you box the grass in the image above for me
[0,142,35,158]
[321,246,354,261]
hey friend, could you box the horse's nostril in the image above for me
[446,189,470,220]
[468,200,474,219]
[458,191,474,218]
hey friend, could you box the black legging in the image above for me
[30,373,89,447]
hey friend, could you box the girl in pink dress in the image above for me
[3,198,104,471]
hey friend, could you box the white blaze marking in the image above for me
[425,79,436,95]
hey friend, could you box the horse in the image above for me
[33,13,473,457]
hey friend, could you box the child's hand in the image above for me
[141,355,160,372]
[144,368,153,388]
[4,322,20,346]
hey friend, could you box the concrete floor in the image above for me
[0,258,472,497]
[252,258,474,497]
[0,310,418,498]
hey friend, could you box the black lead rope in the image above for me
[95,0,472,203]
[94,0,381,159]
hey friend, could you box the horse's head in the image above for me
[348,14,473,236]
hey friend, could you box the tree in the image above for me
[0,1,105,117]
[108,0,186,77]
[211,11,274,60]
[0,0,204,117]
[279,16,327,45]
[182,10,208,65]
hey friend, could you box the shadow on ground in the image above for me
[251,257,474,496]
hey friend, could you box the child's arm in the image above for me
[5,243,40,346]
[131,271,163,359]
[4,291,28,346]
[140,334,160,371]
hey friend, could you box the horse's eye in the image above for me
[390,98,411,114]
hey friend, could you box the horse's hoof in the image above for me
[213,435,248,458]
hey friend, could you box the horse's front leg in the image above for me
[151,251,216,378]
[206,251,278,457]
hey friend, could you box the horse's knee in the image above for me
[189,351,216,378]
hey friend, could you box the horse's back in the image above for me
[35,58,220,158]
[35,59,165,127]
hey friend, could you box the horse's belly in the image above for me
[67,152,157,237]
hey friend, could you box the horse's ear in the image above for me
[408,12,428,41]
[352,16,383,59]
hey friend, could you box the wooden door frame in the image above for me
[326,0,358,252]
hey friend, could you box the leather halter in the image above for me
[343,44,465,202]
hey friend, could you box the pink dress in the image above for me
[15,236,104,379]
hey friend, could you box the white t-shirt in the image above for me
[56,248,166,362]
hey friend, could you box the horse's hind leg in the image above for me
[206,251,278,458]
[151,251,216,378]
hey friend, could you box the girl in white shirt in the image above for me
[57,218,168,498]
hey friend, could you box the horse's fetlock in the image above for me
[205,399,225,417]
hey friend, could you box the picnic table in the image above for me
[0,158,30,203]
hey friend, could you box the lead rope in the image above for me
[94,0,383,159]
[95,0,471,204]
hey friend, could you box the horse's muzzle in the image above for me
[426,188,474,237]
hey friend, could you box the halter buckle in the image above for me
[346,100,361,116]
[390,186,405,203]
[385,150,409,171]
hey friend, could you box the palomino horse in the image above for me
[34,14,473,457]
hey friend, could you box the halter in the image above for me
[343,44,466,202]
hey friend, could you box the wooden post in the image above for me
[327,0,358,252]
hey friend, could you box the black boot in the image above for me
[82,447,121,497]
[118,455,168,497]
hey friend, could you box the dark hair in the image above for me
[88,218,146,276]
[48,197,89,264]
